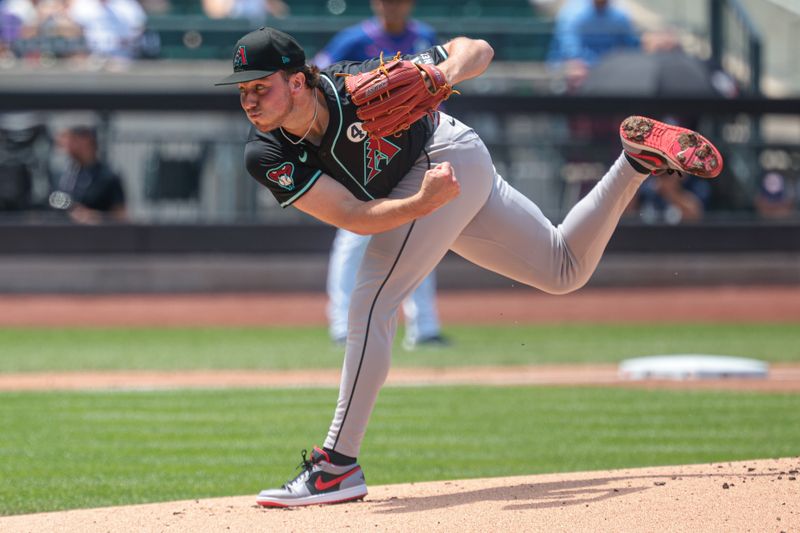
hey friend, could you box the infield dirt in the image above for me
[1,458,798,532]
[0,286,798,326]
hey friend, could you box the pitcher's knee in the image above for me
[534,268,593,295]
[539,278,589,295]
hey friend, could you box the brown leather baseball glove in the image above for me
[342,53,457,139]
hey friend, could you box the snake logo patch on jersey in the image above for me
[233,46,248,70]
[364,137,400,185]
[266,162,295,190]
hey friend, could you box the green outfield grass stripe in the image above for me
[0,323,798,372]
[1,386,798,515]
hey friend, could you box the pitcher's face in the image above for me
[239,73,294,132]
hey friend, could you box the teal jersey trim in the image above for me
[280,170,322,207]
[320,75,375,201]
[436,45,448,60]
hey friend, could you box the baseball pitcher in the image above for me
[216,27,723,507]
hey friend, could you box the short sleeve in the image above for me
[245,139,322,208]
[352,45,449,73]
[404,45,449,66]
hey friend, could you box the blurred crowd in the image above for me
[0,0,288,68]
[0,0,150,67]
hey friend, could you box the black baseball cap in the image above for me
[215,27,305,86]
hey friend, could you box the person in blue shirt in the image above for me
[315,0,436,68]
[315,0,448,350]
[548,0,640,66]
[548,0,640,91]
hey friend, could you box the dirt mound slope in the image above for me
[3,458,798,532]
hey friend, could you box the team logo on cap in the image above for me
[234,45,248,69]
[267,162,295,190]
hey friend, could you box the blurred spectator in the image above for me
[51,125,126,223]
[2,0,36,29]
[548,0,640,92]
[632,173,711,224]
[314,0,448,350]
[754,171,796,219]
[68,0,146,62]
[4,0,83,60]
[314,0,435,69]
[549,0,640,65]
[0,3,21,57]
[202,0,288,21]
[138,0,169,16]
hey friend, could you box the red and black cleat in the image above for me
[256,447,367,508]
[620,116,723,179]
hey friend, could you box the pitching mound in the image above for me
[3,458,798,532]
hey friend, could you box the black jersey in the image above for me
[244,45,449,207]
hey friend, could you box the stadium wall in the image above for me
[0,224,797,292]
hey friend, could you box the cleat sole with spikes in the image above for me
[620,116,723,179]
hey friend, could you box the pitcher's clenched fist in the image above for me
[417,162,460,214]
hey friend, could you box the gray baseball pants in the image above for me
[324,113,647,457]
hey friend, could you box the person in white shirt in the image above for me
[69,0,145,59]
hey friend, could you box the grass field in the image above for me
[1,386,799,516]
[1,323,799,371]
[2,321,799,516]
